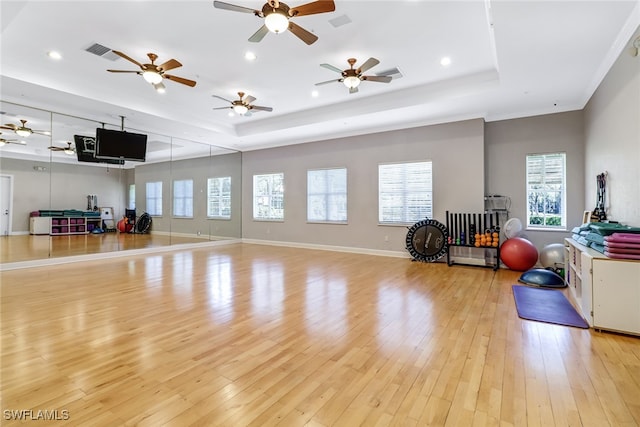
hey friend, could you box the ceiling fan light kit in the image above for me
[264,10,289,33]
[143,70,163,84]
[15,128,32,137]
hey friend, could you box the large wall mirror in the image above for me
[0,101,241,265]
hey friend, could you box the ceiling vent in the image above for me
[329,14,351,28]
[84,43,120,61]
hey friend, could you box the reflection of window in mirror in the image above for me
[128,184,135,210]
[146,181,163,216]
[173,179,194,218]
[207,177,231,219]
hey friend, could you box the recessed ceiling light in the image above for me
[47,51,62,60]
[244,51,257,61]
[311,90,319,98]
[440,56,451,67]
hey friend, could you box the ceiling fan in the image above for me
[107,51,197,90]
[48,141,75,155]
[0,119,50,137]
[0,132,26,147]
[213,0,335,45]
[315,58,392,93]
[213,92,273,116]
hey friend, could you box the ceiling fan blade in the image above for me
[362,75,392,83]
[33,130,52,136]
[212,95,233,103]
[356,57,380,74]
[212,106,232,110]
[111,50,144,69]
[0,125,18,130]
[251,105,273,112]
[320,63,343,74]
[213,1,259,14]
[249,24,269,42]
[289,0,335,17]
[107,69,141,74]
[349,86,359,94]
[158,59,182,72]
[244,95,257,105]
[164,74,197,87]
[376,67,400,77]
[288,21,318,45]
[315,79,341,86]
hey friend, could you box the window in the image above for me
[379,161,432,224]
[307,168,347,223]
[146,181,162,216]
[253,173,284,220]
[207,177,231,219]
[128,184,135,210]
[526,153,566,228]
[173,179,193,218]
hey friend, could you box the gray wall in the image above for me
[242,119,485,252]
[584,25,640,226]
[134,151,242,238]
[485,111,585,250]
[0,158,126,233]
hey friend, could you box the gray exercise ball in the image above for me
[539,243,565,268]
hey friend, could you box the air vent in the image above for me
[84,43,120,61]
[329,14,351,28]
[375,67,403,80]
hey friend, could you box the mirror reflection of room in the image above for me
[0,101,242,265]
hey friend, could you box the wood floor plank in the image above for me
[2,243,640,425]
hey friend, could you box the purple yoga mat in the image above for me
[512,285,589,329]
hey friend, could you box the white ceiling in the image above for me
[1,0,639,164]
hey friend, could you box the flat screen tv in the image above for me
[94,128,147,162]
[74,135,125,165]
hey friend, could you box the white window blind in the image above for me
[128,184,135,210]
[207,177,231,219]
[526,153,566,228]
[146,181,162,216]
[173,179,193,218]
[253,173,284,220]
[307,168,347,223]
[379,161,432,224]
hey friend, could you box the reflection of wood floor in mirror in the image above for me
[0,233,220,264]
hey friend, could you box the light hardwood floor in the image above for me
[1,244,639,426]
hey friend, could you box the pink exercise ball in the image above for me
[500,237,538,271]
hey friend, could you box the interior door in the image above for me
[0,175,12,235]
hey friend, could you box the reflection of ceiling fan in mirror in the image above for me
[48,141,75,155]
[107,51,197,91]
[212,92,273,116]
[213,0,335,45]
[0,132,26,147]
[315,58,393,93]
[0,119,51,137]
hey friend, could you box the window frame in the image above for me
[307,167,348,224]
[253,172,285,221]
[378,160,433,226]
[207,176,232,219]
[525,152,567,230]
[145,181,163,217]
[172,179,194,218]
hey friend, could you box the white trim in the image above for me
[241,238,411,259]
[0,174,14,236]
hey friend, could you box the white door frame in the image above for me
[0,174,14,236]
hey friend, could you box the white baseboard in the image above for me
[241,238,412,259]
